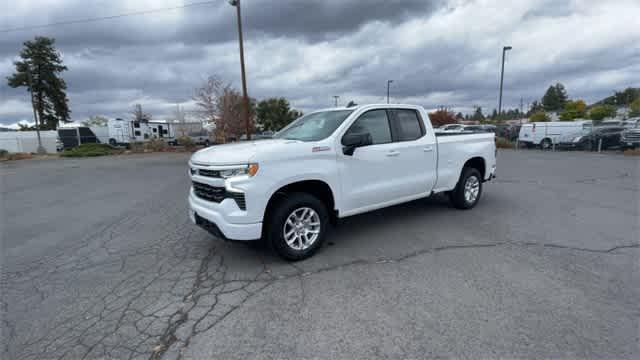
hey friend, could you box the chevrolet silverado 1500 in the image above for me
[188,104,496,260]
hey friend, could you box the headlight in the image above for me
[572,136,582,142]
[220,163,259,178]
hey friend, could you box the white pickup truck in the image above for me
[188,104,496,260]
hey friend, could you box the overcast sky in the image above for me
[1,0,639,126]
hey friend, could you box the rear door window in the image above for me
[389,109,424,141]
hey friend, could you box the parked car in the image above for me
[621,121,640,149]
[463,124,495,133]
[188,104,496,260]
[518,120,593,149]
[170,131,213,146]
[556,126,625,150]
[495,124,521,141]
[434,124,465,133]
[622,118,640,129]
[239,131,275,141]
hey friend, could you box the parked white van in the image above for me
[518,120,593,149]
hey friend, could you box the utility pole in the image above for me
[498,46,512,116]
[387,80,393,104]
[25,62,46,154]
[229,0,251,140]
[333,95,339,107]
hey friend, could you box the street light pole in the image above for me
[387,80,393,104]
[25,62,46,154]
[498,46,512,117]
[229,0,251,140]
[333,95,339,107]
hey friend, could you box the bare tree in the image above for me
[193,76,228,143]
[131,103,151,122]
[193,76,255,143]
[172,104,188,137]
[221,88,248,140]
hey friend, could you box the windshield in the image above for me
[274,110,354,141]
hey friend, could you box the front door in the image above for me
[338,109,406,213]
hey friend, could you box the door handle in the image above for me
[423,147,434,152]
[386,150,400,157]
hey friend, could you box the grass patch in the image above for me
[61,143,119,157]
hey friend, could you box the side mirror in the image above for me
[342,132,372,156]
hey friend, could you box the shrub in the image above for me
[177,136,196,151]
[428,108,457,127]
[629,98,640,118]
[61,143,116,157]
[144,138,168,152]
[128,142,145,153]
[529,111,550,122]
[588,104,617,121]
[495,137,514,149]
[0,149,8,158]
[559,100,587,121]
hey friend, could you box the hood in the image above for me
[189,139,299,165]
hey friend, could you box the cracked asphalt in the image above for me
[1,150,638,359]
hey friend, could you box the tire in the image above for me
[449,167,483,210]
[266,192,329,261]
[540,138,552,150]
[204,139,210,146]
[108,138,117,146]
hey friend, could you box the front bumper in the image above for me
[189,192,262,240]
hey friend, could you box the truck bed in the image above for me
[433,132,496,192]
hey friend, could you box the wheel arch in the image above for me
[462,156,486,180]
[263,179,337,233]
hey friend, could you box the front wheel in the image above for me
[266,193,329,261]
[449,167,483,209]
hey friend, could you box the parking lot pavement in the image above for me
[1,150,638,359]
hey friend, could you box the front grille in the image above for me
[622,131,640,142]
[197,169,221,178]
[192,181,246,210]
[193,182,226,203]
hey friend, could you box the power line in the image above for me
[0,0,218,34]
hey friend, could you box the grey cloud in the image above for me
[0,0,441,57]
[1,0,639,125]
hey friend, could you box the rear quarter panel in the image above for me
[434,133,496,192]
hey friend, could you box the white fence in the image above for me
[0,131,58,153]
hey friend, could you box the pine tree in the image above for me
[542,83,568,112]
[7,36,70,129]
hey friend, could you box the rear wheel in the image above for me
[449,167,483,209]
[266,193,329,260]
[540,138,552,150]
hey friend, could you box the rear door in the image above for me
[388,108,437,196]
